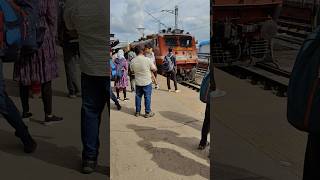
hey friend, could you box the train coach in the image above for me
[212,0,283,66]
[278,0,320,37]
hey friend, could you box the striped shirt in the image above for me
[63,0,109,77]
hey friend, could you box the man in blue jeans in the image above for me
[0,59,37,153]
[64,0,109,174]
[130,46,157,118]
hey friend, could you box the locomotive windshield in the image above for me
[180,36,192,47]
[164,35,193,47]
[164,36,178,46]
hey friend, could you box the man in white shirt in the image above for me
[145,46,159,89]
[130,46,157,118]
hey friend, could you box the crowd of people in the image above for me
[110,45,211,152]
[110,45,182,118]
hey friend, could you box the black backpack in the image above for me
[163,54,174,72]
[287,26,320,134]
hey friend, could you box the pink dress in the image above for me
[115,57,129,89]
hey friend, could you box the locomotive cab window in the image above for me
[164,36,178,46]
[180,36,192,47]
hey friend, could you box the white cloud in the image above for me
[111,0,210,42]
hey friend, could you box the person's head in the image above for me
[144,46,149,54]
[117,49,125,59]
[168,48,173,53]
[134,45,144,55]
[125,45,130,52]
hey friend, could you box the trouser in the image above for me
[20,81,52,115]
[129,75,135,91]
[116,88,126,99]
[110,86,120,106]
[135,83,152,113]
[0,59,32,144]
[200,103,210,145]
[303,133,320,180]
[63,46,80,95]
[81,73,110,160]
[166,70,178,90]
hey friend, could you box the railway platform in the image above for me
[0,50,108,180]
[213,68,307,180]
[110,75,210,180]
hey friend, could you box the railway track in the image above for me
[180,81,200,91]
[218,64,290,97]
[179,64,208,91]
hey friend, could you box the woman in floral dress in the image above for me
[114,49,129,100]
[13,0,63,125]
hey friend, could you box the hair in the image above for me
[168,48,173,52]
[134,46,143,55]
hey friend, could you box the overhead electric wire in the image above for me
[144,9,169,28]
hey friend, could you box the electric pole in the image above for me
[162,5,179,30]
[174,5,178,30]
[136,27,145,38]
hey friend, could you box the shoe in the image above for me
[175,90,181,93]
[22,112,33,119]
[68,94,77,98]
[23,137,37,153]
[198,141,210,150]
[144,112,155,118]
[43,115,63,125]
[155,85,160,89]
[135,112,140,117]
[168,89,174,92]
[116,104,122,110]
[82,160,97,174]
[124,98,129,101]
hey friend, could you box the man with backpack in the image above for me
[286,26,320,179]
[127,47,136,92]
[110,51,121,110]
[0,0,38,152]
[163,48,180,93]
[198,70,211,150]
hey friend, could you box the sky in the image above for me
[111,0,210,43]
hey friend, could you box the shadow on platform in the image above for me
[0,129,109,177]
[213,161,271,180]
[127,124,209,179]
[159,111,203,131]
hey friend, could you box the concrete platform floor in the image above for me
[110,75,210,180]
[213,68,307,180]
[0,53,108,180]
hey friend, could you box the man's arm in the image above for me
[150,61,157,72]
[63,0,77,31]
[172,56,177,67]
